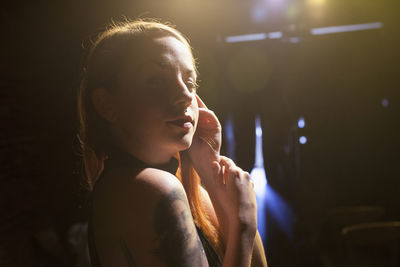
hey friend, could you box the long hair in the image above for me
[77,18,223,256]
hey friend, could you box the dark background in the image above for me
[1,0,399,266]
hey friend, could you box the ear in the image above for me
[91,88,117,123]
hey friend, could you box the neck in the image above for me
[109,125,177,166]
[113,139,174,166]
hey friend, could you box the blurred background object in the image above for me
[342,221,400,267]
[1,0,399,266]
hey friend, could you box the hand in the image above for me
[215,156,257,234]
[203,155,257,250]
[188,95,222,184]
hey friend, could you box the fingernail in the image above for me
[212,162,220,175]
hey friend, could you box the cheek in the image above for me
[116,97,137,120]
[114,95,147,130]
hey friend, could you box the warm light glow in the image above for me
[285,3,299,19]
[308,0,326,6]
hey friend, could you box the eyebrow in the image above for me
[152,60,197,78]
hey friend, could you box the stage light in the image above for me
[252,1,268,23]
[256,125,262,137]
[252,116,265,171]
[311,22,383,35]
[299,136,307,144]
[265,184,296,241]
[225,33,267,43]
[250,116,267,242]
[307,0,326,20]
[267,0,286,11]
[268,31,283,39]
[252,167,268,194]
[298,117,305,128]
[381,98,389,108]
[285,2,300,19]
[225,31,283,43]
[269,0,286,5]
[251,115,296,244]
[289,37,301,43]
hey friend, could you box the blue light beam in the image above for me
[250,115,296,244]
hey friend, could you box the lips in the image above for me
[167,114,194,129]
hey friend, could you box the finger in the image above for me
[212,160,221,176]
[211,161,226,186]
[198,108,216,120]
[219,156,236,169]
[197,112,220,127]
[220,158,240,184]
[222,164,226,185]
[250,181,255,189]
[236,168,251,183]
[196,94,208,109]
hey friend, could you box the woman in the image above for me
[77,18,268,267]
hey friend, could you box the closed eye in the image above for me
[186,80,199,92]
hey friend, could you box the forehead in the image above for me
[128,36,196,77]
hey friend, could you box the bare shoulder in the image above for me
[114,168,209,267]
[133,167,183,195]
[117,167,188,229]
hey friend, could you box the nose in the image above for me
[173,78,194,109]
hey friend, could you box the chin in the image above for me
[178,136,193,150]
[163,127,195,153]
[172,133,194,152]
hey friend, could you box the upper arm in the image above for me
[121,169,209,267]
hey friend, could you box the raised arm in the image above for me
[187,95,268,267]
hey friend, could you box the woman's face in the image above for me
[111,35,199,158]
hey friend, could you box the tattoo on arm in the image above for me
[119,238,138,267]
[153,188,207,267]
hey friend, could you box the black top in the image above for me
[87,145,222,267]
